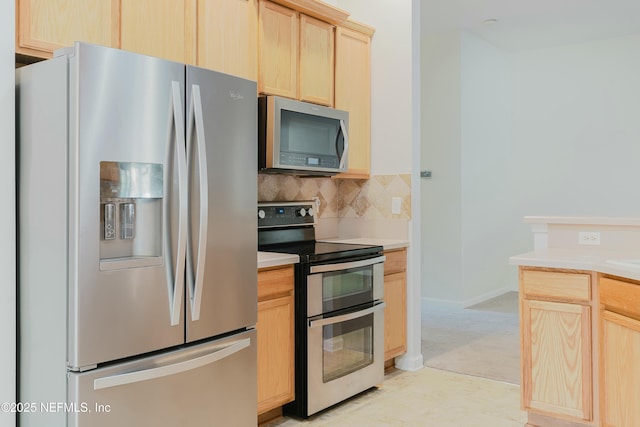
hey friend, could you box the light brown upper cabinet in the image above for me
[16,0,119,58]
[120,0,195,64]
[258,0,336,106]
[298,14,334,106]
[335,23,373,178]
[196,0,258,82]
[258,0,298,99]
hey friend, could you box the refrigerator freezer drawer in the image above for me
[67,330,256,427]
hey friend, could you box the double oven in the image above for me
[258,202,386,418]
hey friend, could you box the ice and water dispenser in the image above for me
[99,161,163,270]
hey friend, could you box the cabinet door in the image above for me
[17,0,119,58]
[257,295,295,414]
[384,271,406,361]
[196,0,258,81]
[522,299,592,421]
[335,26,371,178]
[120,0,195,64]
[601,310,640,427]
[258,0,298,98]
[299,14,334,106]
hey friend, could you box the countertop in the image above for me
[510,248,640,282]
[257,238,409,269]
[257,251,299,269]
[318,238,409,251]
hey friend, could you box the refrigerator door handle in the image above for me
[92,338,251,390]
[186,84,208,321]
[165,80,188,326]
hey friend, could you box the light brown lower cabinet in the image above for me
[599,276,640,427]
[519,268,594,424]
[383,248,407,362]
[257,265,295,415]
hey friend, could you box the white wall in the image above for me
[338,0,423,370]
[511,34,640,253]
[422,31,640,306]
[1,1,16,426]
[421,31,463,302]
[336,0,413,175]
[460,32,514,302]
[421,31,514,305]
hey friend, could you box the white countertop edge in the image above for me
[509,253,595,270]
[524,216,640,226]
[510,250,640,281]
[318,238,410,251]
[257,252,299,269]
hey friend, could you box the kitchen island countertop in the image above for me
[511,248,640,281]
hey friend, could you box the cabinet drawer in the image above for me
[600,276,640,319]
[258,265,294,301]
[384,249,407,275]
[522,270,591,302]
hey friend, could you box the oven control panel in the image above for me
[258,202,316,228]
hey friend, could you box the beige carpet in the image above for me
[422,291,520,385]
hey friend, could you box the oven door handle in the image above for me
[309,255,386,274]
[308,302,386,328]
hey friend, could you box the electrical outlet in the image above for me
[578,231,601,245]
[391,197,402,214]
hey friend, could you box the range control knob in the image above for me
[258,209,266,219]
[296,208,307,217]
[308,208,314,217]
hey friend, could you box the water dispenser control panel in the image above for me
[99,161,163,270]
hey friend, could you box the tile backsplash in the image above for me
[258,174,411,219]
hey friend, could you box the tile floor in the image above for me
[265,367,526,426]
[265,292,525,426]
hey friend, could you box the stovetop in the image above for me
[257,201,383,263]
[260,241,383,263]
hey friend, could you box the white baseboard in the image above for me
[422,285,518,310]
[394,353,425,372]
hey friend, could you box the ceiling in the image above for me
[422,0,640,51]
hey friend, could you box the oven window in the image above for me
[322,266,374,313]
[322,313,374,383]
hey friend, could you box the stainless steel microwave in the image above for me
[258,96,349,176]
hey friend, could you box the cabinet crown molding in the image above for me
[342,18,375,37]
[267,0,349,25]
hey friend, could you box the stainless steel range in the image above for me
[257,201,386,418]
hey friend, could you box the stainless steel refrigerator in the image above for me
[16,42,257,427]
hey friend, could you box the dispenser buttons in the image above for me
[121,203,135,239]
[104,203,116,240]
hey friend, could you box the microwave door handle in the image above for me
[309,302,386,328]
[164,81,187,326]
[337,119,349,170]
[186,84,208,322]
